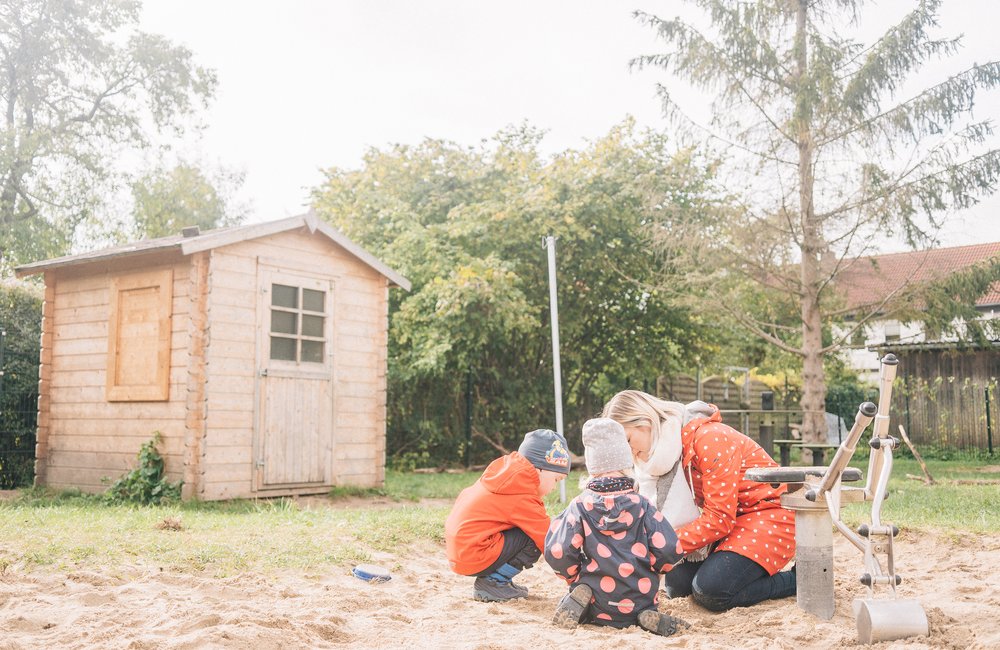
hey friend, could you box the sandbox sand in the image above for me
[0,522,996,648]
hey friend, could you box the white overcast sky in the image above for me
[139,0,1000,250]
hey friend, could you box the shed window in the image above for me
[106,269,173,401]
[269,284,326,363]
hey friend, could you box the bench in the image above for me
[772,440,840,467]
[772,439,800,466]
[796,442,840,466]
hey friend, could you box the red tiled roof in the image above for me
[836,242,1000,312]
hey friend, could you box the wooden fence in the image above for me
[657,370,999,454]
[893,378,998,453]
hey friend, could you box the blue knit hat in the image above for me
[518,429,571,475]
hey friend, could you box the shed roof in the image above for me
[870,339,1000,353]
[14,213,411,291]
[836,241,1000,312]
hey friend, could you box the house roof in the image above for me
[836,241,1000,312]
[14,213,411,291]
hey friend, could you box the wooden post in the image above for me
[183,253,210,499]
[898,424,934,485]
[33,274,55,488]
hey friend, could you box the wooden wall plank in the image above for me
[49,434,184,455]
[198,463,251,483]
[202,445,253,465]
[47,449,182,470]
[205,410,253,428]
[203,429,251,448]
[334,443,378,460]
[200,481,253,500]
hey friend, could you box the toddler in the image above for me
[446,429,570,601]
[545,418,688,635]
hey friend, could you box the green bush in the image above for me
[103,433,182,505]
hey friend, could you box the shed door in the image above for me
[255,267,335,488]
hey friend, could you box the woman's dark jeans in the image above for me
[665,550,796,611]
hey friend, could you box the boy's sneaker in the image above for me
[473,576,525,602]
[637,609,689,637]
[552,584,592,628]
[508,580,529,597]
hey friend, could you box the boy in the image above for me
[445,428,570,602]
[545,418,689,636]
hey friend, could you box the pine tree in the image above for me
[635,0,1000,453]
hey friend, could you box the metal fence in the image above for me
[0,344,38,489]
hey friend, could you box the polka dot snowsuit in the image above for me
[544,481,683,628]
[676,410,795,575]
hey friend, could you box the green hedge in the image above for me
[0,281,42,488]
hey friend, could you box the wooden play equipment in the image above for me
[747,354,929,644]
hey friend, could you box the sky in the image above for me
[139,0,1000,251]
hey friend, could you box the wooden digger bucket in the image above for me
[747,354,928,644]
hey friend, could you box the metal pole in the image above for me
[544,236,566,502]
[0,329,6,397]
[465,368,473,467]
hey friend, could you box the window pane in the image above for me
[271,310,297,335]
[272,284,298,308]
[302,288,325,312]
[270,336,296,361]
[301,340,324,363]
[301,314,324,337]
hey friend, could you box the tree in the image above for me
[312,121,722,464]
[0,0,216,271]
[130,162,247,239]
[635,0,1000,452]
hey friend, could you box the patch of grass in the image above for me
[0,499,381,576]
[3,462,993,578]
[328,484,387,499]
[383,471,478,500]
[840,457,1000,533]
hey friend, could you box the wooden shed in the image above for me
[15,214,410,500]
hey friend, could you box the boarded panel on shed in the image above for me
[106,269,173,401]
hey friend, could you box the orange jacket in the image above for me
[445,452,550,575]
[675,409,794,575]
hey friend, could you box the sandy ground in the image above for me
[0,525,997,650]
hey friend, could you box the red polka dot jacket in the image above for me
[544,478,683,628]
[676,409,795,575]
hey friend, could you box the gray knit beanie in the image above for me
[582,418,633,476]
[518,429,571,475]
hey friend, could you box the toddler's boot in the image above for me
[488,563,529,596]
[472,575,525,602]
[637,609,690,637]
[552,584,592,628]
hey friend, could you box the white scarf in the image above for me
[634,401,712,529]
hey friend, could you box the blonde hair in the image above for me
[601,390,684,453]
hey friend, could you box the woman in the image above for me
[602,390,796,611]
